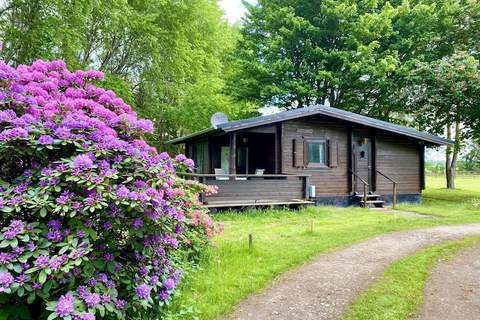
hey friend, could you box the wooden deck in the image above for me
[204,199,314,209]
[178,173,312,209]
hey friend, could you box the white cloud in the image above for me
[218,0,256,23]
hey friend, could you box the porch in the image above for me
[183,128,314,208]
[179,173,314,209]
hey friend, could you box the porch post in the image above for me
[419,142,425,190]
[371,130,377,192]
[347,126,353,193]
[275,123,282,174]
[229,132,237,180]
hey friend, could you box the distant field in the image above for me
[426,174,480,192]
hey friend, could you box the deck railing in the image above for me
[178,172,311,205]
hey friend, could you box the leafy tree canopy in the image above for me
[231,0,479,120]
[0,0,243,148]
[405,51,480,188]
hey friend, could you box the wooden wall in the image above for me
[281,116,350,196]
[375,132,421,195]
[281,116,423,197]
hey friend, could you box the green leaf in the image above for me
[13,264,22,273]
[98,305,105,317]
[43,280,53,294]
[10,238,18,248]
[40,207,47,218]
[27,292,36,304]
[38,270,47,284]
[47,312,58,320]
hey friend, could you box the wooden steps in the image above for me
[354,193,385,208]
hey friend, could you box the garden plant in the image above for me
[0,58,218,319]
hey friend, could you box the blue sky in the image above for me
[219,0,257,23]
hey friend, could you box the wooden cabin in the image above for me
[168,105,452,209]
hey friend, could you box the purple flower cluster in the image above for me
[73,154,94,170]
[3,219,24,239]
[135,284,151,300]
[0,271,14,292]
[55,293,74,317]
[0,57,214,319]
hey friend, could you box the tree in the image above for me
[462,143,480,172]
[0,0,242,148]
[406,52,480,188]
[231,0,478,119]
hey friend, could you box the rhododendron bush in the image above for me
[0,58,218,319]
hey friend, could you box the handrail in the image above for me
[350,171,369,186]
[376,170,398,209]
[349,170,369,208]
[376,170,398,184]
[177,172,311,178]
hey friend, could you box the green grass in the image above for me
[168,175,480,320]
[344,236,480,320]
[399,175,480,219]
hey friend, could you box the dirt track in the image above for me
[415,244,480,320]
[225,224,480,320]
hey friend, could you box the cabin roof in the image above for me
[167,105,454,146]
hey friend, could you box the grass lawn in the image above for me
[168,175,480,320]
[344,236,480,320]
[399,175,480,219]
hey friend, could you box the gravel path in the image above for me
[416,244,480,320]
[225,223,480,320]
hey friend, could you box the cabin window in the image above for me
[305,139,327,167]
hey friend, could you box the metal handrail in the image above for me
[376,170,398,209]
[350,170,369,208]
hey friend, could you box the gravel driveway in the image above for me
[225,223,480,320]
[416,244,480,320]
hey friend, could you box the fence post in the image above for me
[392,183,397,209]
[248,234,253,251]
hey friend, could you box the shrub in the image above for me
[0,59,217,319]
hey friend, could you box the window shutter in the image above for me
[292,139,304,168]
[328,139,338,168]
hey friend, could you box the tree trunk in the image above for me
[445,122,461,189]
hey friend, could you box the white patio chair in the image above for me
[255,169,265,176]
[214,168,229,180]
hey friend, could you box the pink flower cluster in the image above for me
[0,58,214,319]
[0,59,154,153]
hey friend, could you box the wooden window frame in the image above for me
[304,139,329,168]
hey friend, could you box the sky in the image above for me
[218,0,257,23]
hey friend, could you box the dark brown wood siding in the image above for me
[281,117,349,196]
[204,177,305,202]
[281,117,422,197]
[375,132,421,195]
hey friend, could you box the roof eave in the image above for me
[166,128,220,145]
